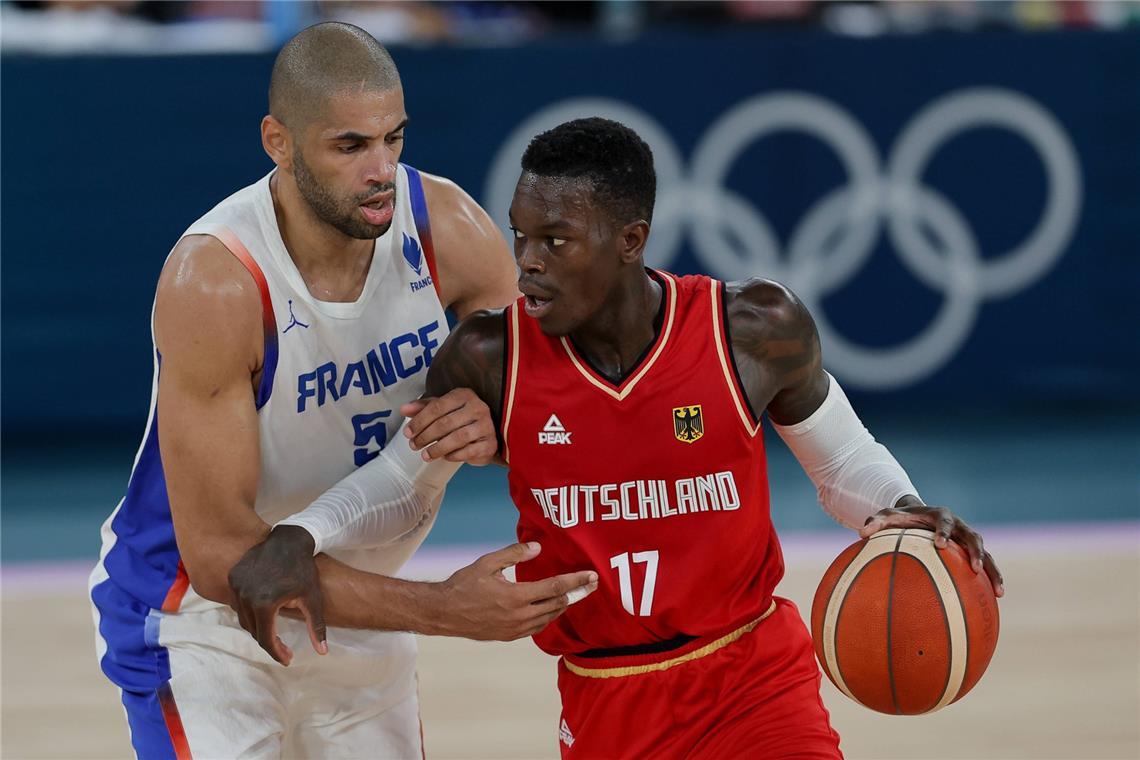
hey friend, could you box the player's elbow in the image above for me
[180,538,263,606]
[182,557,236,606]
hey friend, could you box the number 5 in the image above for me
[609,550,659,617]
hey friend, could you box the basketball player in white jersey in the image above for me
[88,23,597,759]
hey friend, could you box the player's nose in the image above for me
[515,241,545,273]
[363,155,397,188]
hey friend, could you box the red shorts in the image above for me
[554,598,843,759]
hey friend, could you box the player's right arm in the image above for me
[725,278,1002,596]
[154,234,272,604]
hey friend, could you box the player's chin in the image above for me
[533,311,573,337]
[344,220,391,240]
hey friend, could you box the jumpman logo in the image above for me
[283,299,309,334]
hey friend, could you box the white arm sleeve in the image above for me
[275,424,461,555]
[772,373,920,530]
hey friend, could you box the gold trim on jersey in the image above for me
[559,272,679,402]
[562,600,777,679]
[710,281,762,438]
[501,303,522,465]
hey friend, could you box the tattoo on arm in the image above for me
[724,279,829,426]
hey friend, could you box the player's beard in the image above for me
[292,149,395,240]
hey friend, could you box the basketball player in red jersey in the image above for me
[232,117,1004,758]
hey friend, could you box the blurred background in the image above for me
[2,1,1138,758]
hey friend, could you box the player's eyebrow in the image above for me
[538,219,577,232]
[328,120,407,142]
[328,131,373,142]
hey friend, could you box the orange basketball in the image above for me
[810,528,999,715]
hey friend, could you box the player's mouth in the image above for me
[523,294,554,318]
[359,193,395,226]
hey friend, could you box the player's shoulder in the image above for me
[154,234,262,353]
[447,307,508,358]
[722,277,814,344]
[425,307,508,398]
[416,170,482,218]
[158,234,260,309]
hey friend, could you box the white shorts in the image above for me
[94,591,423,760]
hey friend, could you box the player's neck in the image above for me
[270,173,375,294]
[569,271,662,381]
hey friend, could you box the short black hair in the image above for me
[269,22,400,132]
[521,117,656,225]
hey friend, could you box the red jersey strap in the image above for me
[711,280,762,437]
[500,301,522,465]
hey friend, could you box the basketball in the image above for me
[811,528,1000,715]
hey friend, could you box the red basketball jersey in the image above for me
[502,271,785,656]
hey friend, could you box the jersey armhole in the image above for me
[402,164,444,304]
[499,303,521,465]
[711,280,762,437]
[203,226,278,410]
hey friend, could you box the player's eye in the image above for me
[509,226,525,240]
[386,133,404,145]
[550,237,567,247]
[339,144,362,154]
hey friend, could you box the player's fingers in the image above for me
[399,399,429,421]
[960,531,986,573]
[433,436,498,465]
[405,396,469,445]
[527,578,599,615]
[410,409,483,454]
[863,509,939,538]
[290,594,328,656]
[860,507,909,537]
[418,420,482,458]
[522,570,598,604]
[525,609,568,637]
[480,541,541,573]
[934,509,955,548]
[254,606,291,666]
[982,551,1005,598]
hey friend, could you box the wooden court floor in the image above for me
[3,532,1137,759]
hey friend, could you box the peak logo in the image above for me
[539,414,572,445]
[559,718,575,748]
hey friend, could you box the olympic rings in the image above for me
[483,88,1082,389]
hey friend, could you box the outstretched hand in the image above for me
[860,503,1004,598]
[429,542,599,641]
[228,525,327,665]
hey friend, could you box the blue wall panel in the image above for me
[3,30,1138,434]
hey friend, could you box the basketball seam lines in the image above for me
[886,529,906,715]
[912,553,954,711]
[830,551,885,707]
[935,542,967,706]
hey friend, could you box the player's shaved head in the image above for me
[269,22,401,132]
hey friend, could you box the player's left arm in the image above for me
[725,278,1003,596]
[395,172,519,465]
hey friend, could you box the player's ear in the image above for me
[261,115,293,170]
[618,219,650,264]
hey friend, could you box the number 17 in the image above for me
[609,550,659,617]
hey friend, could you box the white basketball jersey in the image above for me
[94,164,449,615]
